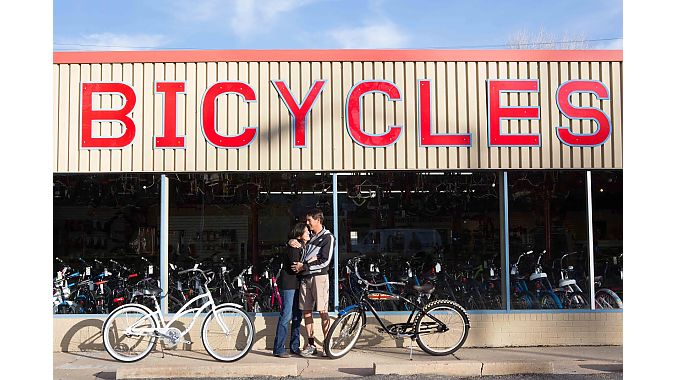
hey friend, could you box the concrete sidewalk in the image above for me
[53,345,622,379]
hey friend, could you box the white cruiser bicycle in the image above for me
[102,268,255,362]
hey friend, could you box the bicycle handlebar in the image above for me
[536,250,547,265]
[349,257,406,288]
[559,252,579,267]
[177,268,213,285]
[514,250,533,266]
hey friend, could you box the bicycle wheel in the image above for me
[324,308,365,359]
[201,305,255,362]
[510,293,528,309]
[414,300,470,356]
[523,291,541,309]
[102,304,158,362]
[539,293,559,309]
[566,291,590,309]
[595,289,623,309]
[242,284,264,313]
[338,291,355,311]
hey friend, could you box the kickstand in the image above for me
[159,340,165,359]
[408,337,414,361]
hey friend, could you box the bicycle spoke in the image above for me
[416,305,467,354]
[202,307,254,362]
[103,306,156,362]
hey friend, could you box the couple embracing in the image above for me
[273,208,335,358]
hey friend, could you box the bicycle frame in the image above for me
[343,286,447,338]
[126,277,233,339]
[265,271,282,309]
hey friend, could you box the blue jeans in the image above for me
[273,289,302,355]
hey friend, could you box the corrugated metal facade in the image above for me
[53,51,622,173]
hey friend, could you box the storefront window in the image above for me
[508,171,590,310]
[53,174,160,314]
[167,172,334,313]
[591,171,623,308]
[337,172,501,311]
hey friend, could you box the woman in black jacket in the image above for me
[272,222,309,357]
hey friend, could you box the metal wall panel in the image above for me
[53,56,623,173]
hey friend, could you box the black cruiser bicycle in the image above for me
[323,257,470,359]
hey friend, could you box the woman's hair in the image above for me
[288,222,308,240]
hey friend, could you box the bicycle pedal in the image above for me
[184,341,193,345]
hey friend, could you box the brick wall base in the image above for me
[53,312,622,352]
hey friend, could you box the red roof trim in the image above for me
[54,49,623,64]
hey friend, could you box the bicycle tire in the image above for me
[565,290,589,309]
[201,304,255,362]
[242,283,265,313]
[323,308,365,359]
[259,284,282,313]
[595,289,623,309]
[338,291,356,311]
[523,291,542,309]
[414,300,470,356]
[539,293,561,309]
[510,293,528,309]
[102,304,158,362]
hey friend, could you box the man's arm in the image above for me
[302,234,335,272]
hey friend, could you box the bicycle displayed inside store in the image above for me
[527,250,564,309]
[553,252,590,309]
[102,268,255,362]
[593,253,623,309]
[323,257,470,359]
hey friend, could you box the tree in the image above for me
[506,28,590,49]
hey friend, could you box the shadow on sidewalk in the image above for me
[580,363,623,373]
[338,367,374,376]
[93,371,116,380]
[489,347,621,362]
[59,317,192,359]
[59,319,105,354]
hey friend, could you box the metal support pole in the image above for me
[160,174,169,314]
[332,173,339,312]
[586,171,596,310]
[499,171,510,311]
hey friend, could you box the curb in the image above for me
[374,361,554,377]
[375,361,483,376]
[483,361,554,375]
[116,363,298,379]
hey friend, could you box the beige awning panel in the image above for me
[53,51,622,173]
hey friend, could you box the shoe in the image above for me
[274,352,290,358]
[300,345,317,357]
[291,350,302,356]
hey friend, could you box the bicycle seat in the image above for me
[141,285,163,297]
[413,283,435,294]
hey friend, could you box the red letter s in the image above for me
[556,80,612,147]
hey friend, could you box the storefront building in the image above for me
[53,50,622,351]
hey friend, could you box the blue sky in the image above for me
[53,0,622,51]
